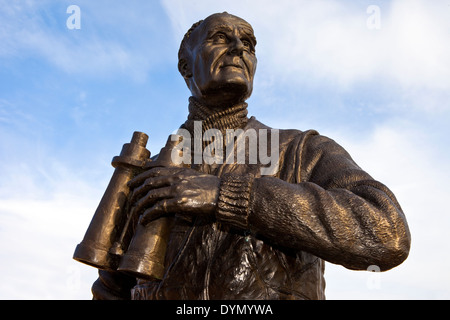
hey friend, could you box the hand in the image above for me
[128,166,220,225]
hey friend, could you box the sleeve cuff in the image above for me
[216,173,254,230]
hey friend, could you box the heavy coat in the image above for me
[92,117,410,300]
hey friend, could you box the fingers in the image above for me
[133,187,172,216]
[128,167,183,189]
[130,175,173,204]
[128,167,203,204]
[128,167,160,189]
[140,198,185,225]
[128,166,201,189]
[127,167,210,225]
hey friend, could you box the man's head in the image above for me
[178,12,257,108]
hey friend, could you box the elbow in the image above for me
[342,227,411,272]
[381,236,411,271]
[366,231,411,272]
[377,213,412,271]
[355,203,411,271]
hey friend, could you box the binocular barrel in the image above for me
[73,131,150,270]
[116,216,172,280]
[117,134,187,280]
[74,132,188,281]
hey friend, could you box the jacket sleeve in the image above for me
[216,133,411,271]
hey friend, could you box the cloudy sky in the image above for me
[1,0,449,300]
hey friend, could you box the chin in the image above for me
[204,81,252,106]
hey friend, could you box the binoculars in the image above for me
[73,131,182,280]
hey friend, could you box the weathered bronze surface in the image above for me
[73,131,150,270]
[74,12,411,300]
[117,136,187,280]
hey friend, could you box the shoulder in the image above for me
[246,116,320,144]
[246,116,352,158]
[248,117,359,180]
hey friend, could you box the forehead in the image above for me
[205,15,254,34]
[193,14,256,43]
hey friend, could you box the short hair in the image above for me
[178,19,204,65]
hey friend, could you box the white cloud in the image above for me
[324,121,450,299]
[0,126,109,299]
[0,159,103,299]
[0,195,99,299]
[0,1,167,82]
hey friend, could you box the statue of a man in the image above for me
[91,12,410,300]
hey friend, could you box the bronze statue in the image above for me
[74,12,411,300]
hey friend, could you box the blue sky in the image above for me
[1,0,450,299]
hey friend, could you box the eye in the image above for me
[212,32,228,43]
[241,39,255,53]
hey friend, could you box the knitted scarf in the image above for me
[182,97,249,136]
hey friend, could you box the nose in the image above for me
[228,37,244,56]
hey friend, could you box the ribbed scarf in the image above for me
[182,97,249,135]
[179,97,250,171]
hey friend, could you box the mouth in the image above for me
[221,64,243,69]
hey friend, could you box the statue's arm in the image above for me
[215,135,411,271]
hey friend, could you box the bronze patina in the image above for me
[74,12,411,300]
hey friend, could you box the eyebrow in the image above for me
[207,24,257,46]
[239,27,257,46]
[206,24,233,38]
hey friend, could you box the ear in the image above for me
[178,58,192,79]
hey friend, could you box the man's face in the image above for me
[183,14,257,106]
